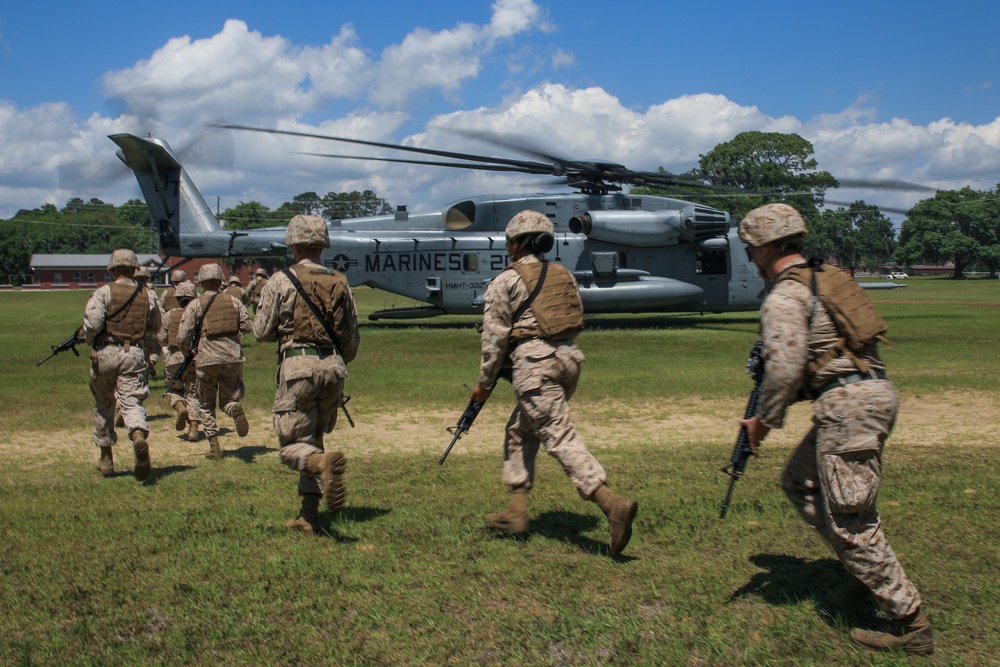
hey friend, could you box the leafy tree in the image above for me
[322,190,393,219]
[804,201,896,272]
[219,201,276,229]
[287,192,323,215]
[897,186,1000,277]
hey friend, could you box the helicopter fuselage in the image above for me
[110,133,765,319]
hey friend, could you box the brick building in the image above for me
[27,255,257,289]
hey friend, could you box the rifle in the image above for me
[340,395,355,428]
[438,400,484,465]
[36,330,84,366]
[719,339,766,519]
[164,354,196,395]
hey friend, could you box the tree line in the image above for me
[0,190,393,285]
[2,132,997,284]
[634,131,1000,278]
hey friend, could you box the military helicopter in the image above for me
[108,127,911,320]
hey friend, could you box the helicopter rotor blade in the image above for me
[834,178,937,193]
[212,123,557,175]
[296,151,551,174]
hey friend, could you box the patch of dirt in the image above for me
[1,390,997,472]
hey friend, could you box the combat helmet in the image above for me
[285,214,330,248]
[107,249,140,270]
[175,281,197,300]
[228,275,242,285]
[254,267,268,278]
[738,203,807,247]
[135,266,150,282]
[197,263,225,283]
[505,210,555,254]
[170,269,187,283]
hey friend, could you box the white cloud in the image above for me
[3,5,1000,221]
[369,1,542,108]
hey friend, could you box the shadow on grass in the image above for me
[141,464,197,485]
[485,510,639,561]
[337,506,391,524]
[729,553,880,628]
[224,445,277,463]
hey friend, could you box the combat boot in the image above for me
[230,403,250,437]
[130,430,150,481]
[186,420,201,442]
[592,485,638,555]
[286,494,321,536]
[850,610,934,654]
[485,486,529,533]
[205,435,222,461]
[173,402,189,431]
[97,446,114,477]
[305,452,347,514]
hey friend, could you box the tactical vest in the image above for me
[280,264,348,347]
[510,262,584,341]
[167,308,185,347]
[162,286,179,312]
[105,283,148,343]
[198,292,239,337]
[774,262,889,374]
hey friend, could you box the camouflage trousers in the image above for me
[164,361,206,424]
[89,344,149,447]
[502,340,607,499]
[272,353,347,496]
[781,379,922,619]
[194,363,245,438]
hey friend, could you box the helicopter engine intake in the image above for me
[568,210,684,247]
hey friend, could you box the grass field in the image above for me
[0,277,998,666]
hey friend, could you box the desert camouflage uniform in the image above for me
[758,276,921,619]
[83,278,162,447]
[247,274,268,313]
[479,255,606,498]
[159,306,205,427]
[253,260,359,495]
[177,289,252,439]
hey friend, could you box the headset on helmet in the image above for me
[505,210,555,255]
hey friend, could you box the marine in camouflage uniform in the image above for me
[160,269,190,312]
[82,249,161,481]
[246,267,269,314]
[134,266,165,381]
[253,215,360,536]
[158,281,205,441]
[468,211,638,556]
[178,263,253,460]
[738,203,932,655]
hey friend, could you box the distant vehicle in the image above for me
[889,272,909,279]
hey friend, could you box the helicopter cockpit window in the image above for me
[696,250,728,275]
[445,200,476,230]
[463,253,479,272]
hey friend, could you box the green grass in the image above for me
[0,277,998,665]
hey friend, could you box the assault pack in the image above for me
[774,260,889,374]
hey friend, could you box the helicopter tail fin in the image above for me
[109,133,227,257]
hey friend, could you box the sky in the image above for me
[2,0,999,222]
